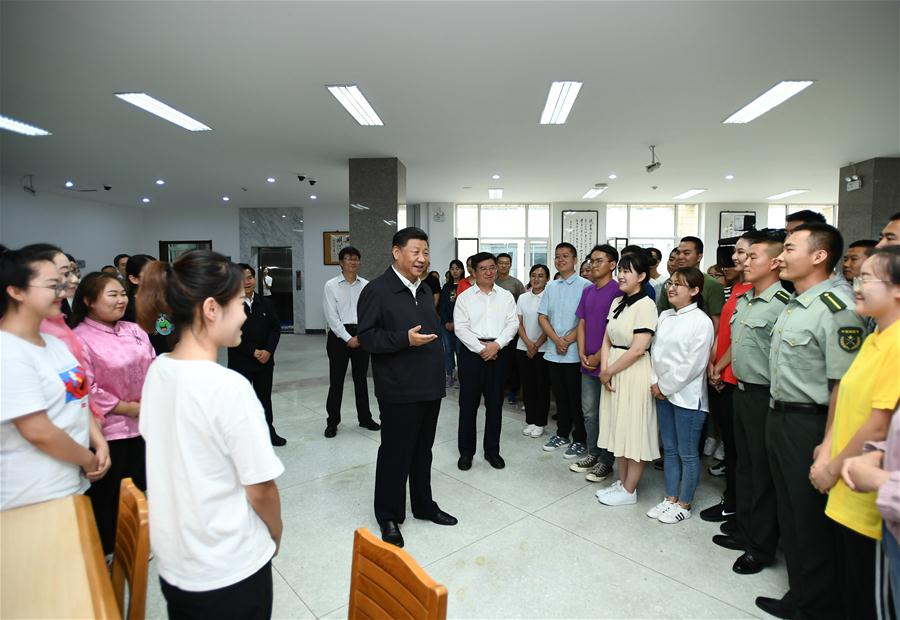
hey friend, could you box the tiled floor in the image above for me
[144,334,788,619]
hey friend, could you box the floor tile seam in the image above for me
[528,477,593,513]
[272,563,316,615]
[528,511,760,618]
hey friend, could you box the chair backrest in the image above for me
[348,528,448,620]
[111,477,150,620]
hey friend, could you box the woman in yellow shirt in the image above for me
[810,246,900,619]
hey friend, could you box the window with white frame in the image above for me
[455,204,550,280]
[605,203,700,260]
[767,204,837,228]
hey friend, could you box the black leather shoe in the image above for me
[485,454,506,469]
[414,509,458,526]
[720,519,737,536]
[712,534,744,551]
[359,419,381,431]
[324,425,337,438]
[380,521,404,548]
[754,595,794,619]
[458,455,473,470]
[733,553,770,575]
[270,432,287,446]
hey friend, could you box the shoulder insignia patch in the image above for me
[820,291,847,313]
[838,326,863,352]
[774,290,790,304]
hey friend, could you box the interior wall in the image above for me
[303,203,349,331]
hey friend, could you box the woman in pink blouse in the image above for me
[72,271,156,557]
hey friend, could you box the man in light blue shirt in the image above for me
[538,242,592,459]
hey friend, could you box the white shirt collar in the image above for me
[391,265,420,294]
[674,302,699,315]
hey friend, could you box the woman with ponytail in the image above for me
[137,251,284,618]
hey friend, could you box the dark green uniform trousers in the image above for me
[766,408,843,620]
[733,389,778,563]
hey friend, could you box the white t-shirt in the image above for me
[0,332,91,510]
[516,290,546,353]
[139,355,285,591]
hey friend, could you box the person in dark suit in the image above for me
[357,227,458,548]
[227,263,286,446]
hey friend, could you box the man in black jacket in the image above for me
[227,263,286,446]
[357,227,458,548]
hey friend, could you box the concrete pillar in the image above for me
[349,157,406,280]
[838,157,900,242]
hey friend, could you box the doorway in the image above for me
[256,246,293,332]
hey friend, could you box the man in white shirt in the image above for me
[323,247,380,438]
[453,252,519,471]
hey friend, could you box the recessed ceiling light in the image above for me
[539,81,583,125]
[492,174,500,180]
[608,174,617,180]
[725,174,735,181]
[281,214,286,218]
[222,196,230,202]
[266,177,276,183]
[582,185,608,200]
[488,188,503,199]
[766,189,809,200]
[155,179,166,185]
[64,180,74,188]
[114,92,212,131]
[673,188,707,200]
[0,114,51,136]
[310,194,317,200]
[326,85,384,126]
[141,197,150,204]
[723,80,814,124]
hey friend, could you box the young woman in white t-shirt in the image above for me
[136,250,284,619]
[517,264,551,438]
[0,244,110,511]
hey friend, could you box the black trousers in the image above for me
[517,350,550,427]
[732,388,778,563]
[325,329,372,426]
[767,408,842,620]
[708,383,737,512]
[160,561,273,620]
[547,362,586,443]
[233,363,277,433]
[374,399,440,524]
[833,521,878,620]
[86,435,146,554]
[457,345,505,457]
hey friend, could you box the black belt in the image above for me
[737,381,769,393]
[478,338,496,342]
[771,401,828,415]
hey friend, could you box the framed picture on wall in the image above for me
[323,231,351,265]
[159,240,212,263]
[718,211,757,241]
[561,210,598,262]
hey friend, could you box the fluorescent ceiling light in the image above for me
[326,85,384,126]
[581,186,608,199]
[672,188,707,200]
[0,114,51,136]
[350,203,370,210]
[539,81,583,125]
[115,93,212,131]
[488,188,503,199]
[723,80,813,124]
[766,189,809,200]
[383,219,397,226]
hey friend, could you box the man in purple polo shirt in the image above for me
[572,244,623,482]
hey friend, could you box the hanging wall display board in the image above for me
[561,210,598,263]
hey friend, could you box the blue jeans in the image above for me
[884,524,900,615]
[656,399,706,504]
[581,374,615,464]
[440,327,458,374]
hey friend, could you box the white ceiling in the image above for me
[1,1,898,213]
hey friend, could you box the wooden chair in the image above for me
[110,477,150,620]
[348,528,448,620]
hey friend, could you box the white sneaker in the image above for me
[658,504,692,523]
[595,480,623,499]
[598,485,637,506]
[529,425,545,438]
[522,424,535,436]
[703,437,718,457]
[646,499,677,519]
[714,442,725,462]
